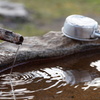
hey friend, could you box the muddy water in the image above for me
[0,51,100,100]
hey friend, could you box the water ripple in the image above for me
[0,67,66,100]
[82,60,100,90]
[0,65,100,100]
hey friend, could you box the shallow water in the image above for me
[0,51,100,100]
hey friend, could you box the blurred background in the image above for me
[0,0,100,36]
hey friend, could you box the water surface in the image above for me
[0,51,100,100]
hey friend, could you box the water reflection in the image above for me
[82,60,100,90]
[90,60,100,71]
[0,67,66,100]
[0,65,100,100]
[64,70,99,85]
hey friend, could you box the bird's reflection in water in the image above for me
[0,64,100,100]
